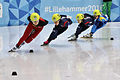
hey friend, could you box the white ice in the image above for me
[0,22,120,80]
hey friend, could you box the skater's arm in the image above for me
[84,13,94,24]
[60,15,72,19]
[60,15,67,18]
[99,17,107,23]
[95,17,107,25]
[80,22,87,27]
[67,18,72,25]
[84,13,94,19]
[27,16,32,22]
[84,20,94,26]
[38,18,48,26]
[60,15,72,26]
[61,19,72,27]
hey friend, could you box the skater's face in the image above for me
[54,20,59,25]
[77,20,82,23]
[32,20,39,25]
[94,15,99,19]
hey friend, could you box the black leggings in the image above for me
[48,27,68,42]
[75,25,90,38]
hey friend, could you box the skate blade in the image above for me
[8,50,16,52]
[68,34,74,38]
[68,39,77,41]
[80,37,93,39]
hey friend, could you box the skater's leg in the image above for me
[48,27,67,41]
[41,29,58,46]
[17,23,33,47]
[57,27,68,35]
[42,27,67,46]
[82,23,101,38]
[91,22,106,34]
[68,25,89,41]
[8,23,33,52]
[25,29,41,43]
[48,29,59,42]
[75,25,89,38]
[82,22,106,38]
[91,24,97,34]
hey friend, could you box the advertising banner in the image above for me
[40,0,102,23]
[0,0,120,26]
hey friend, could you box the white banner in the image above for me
[0,3,2,18]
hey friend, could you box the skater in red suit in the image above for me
[9,13,48,52]
[41,13,72,46]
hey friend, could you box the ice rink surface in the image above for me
[0,22,120,80]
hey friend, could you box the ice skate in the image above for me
[81,33,93,38]
[8,46,19,52]
[8,42,25,52]
[68,34,77,41]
